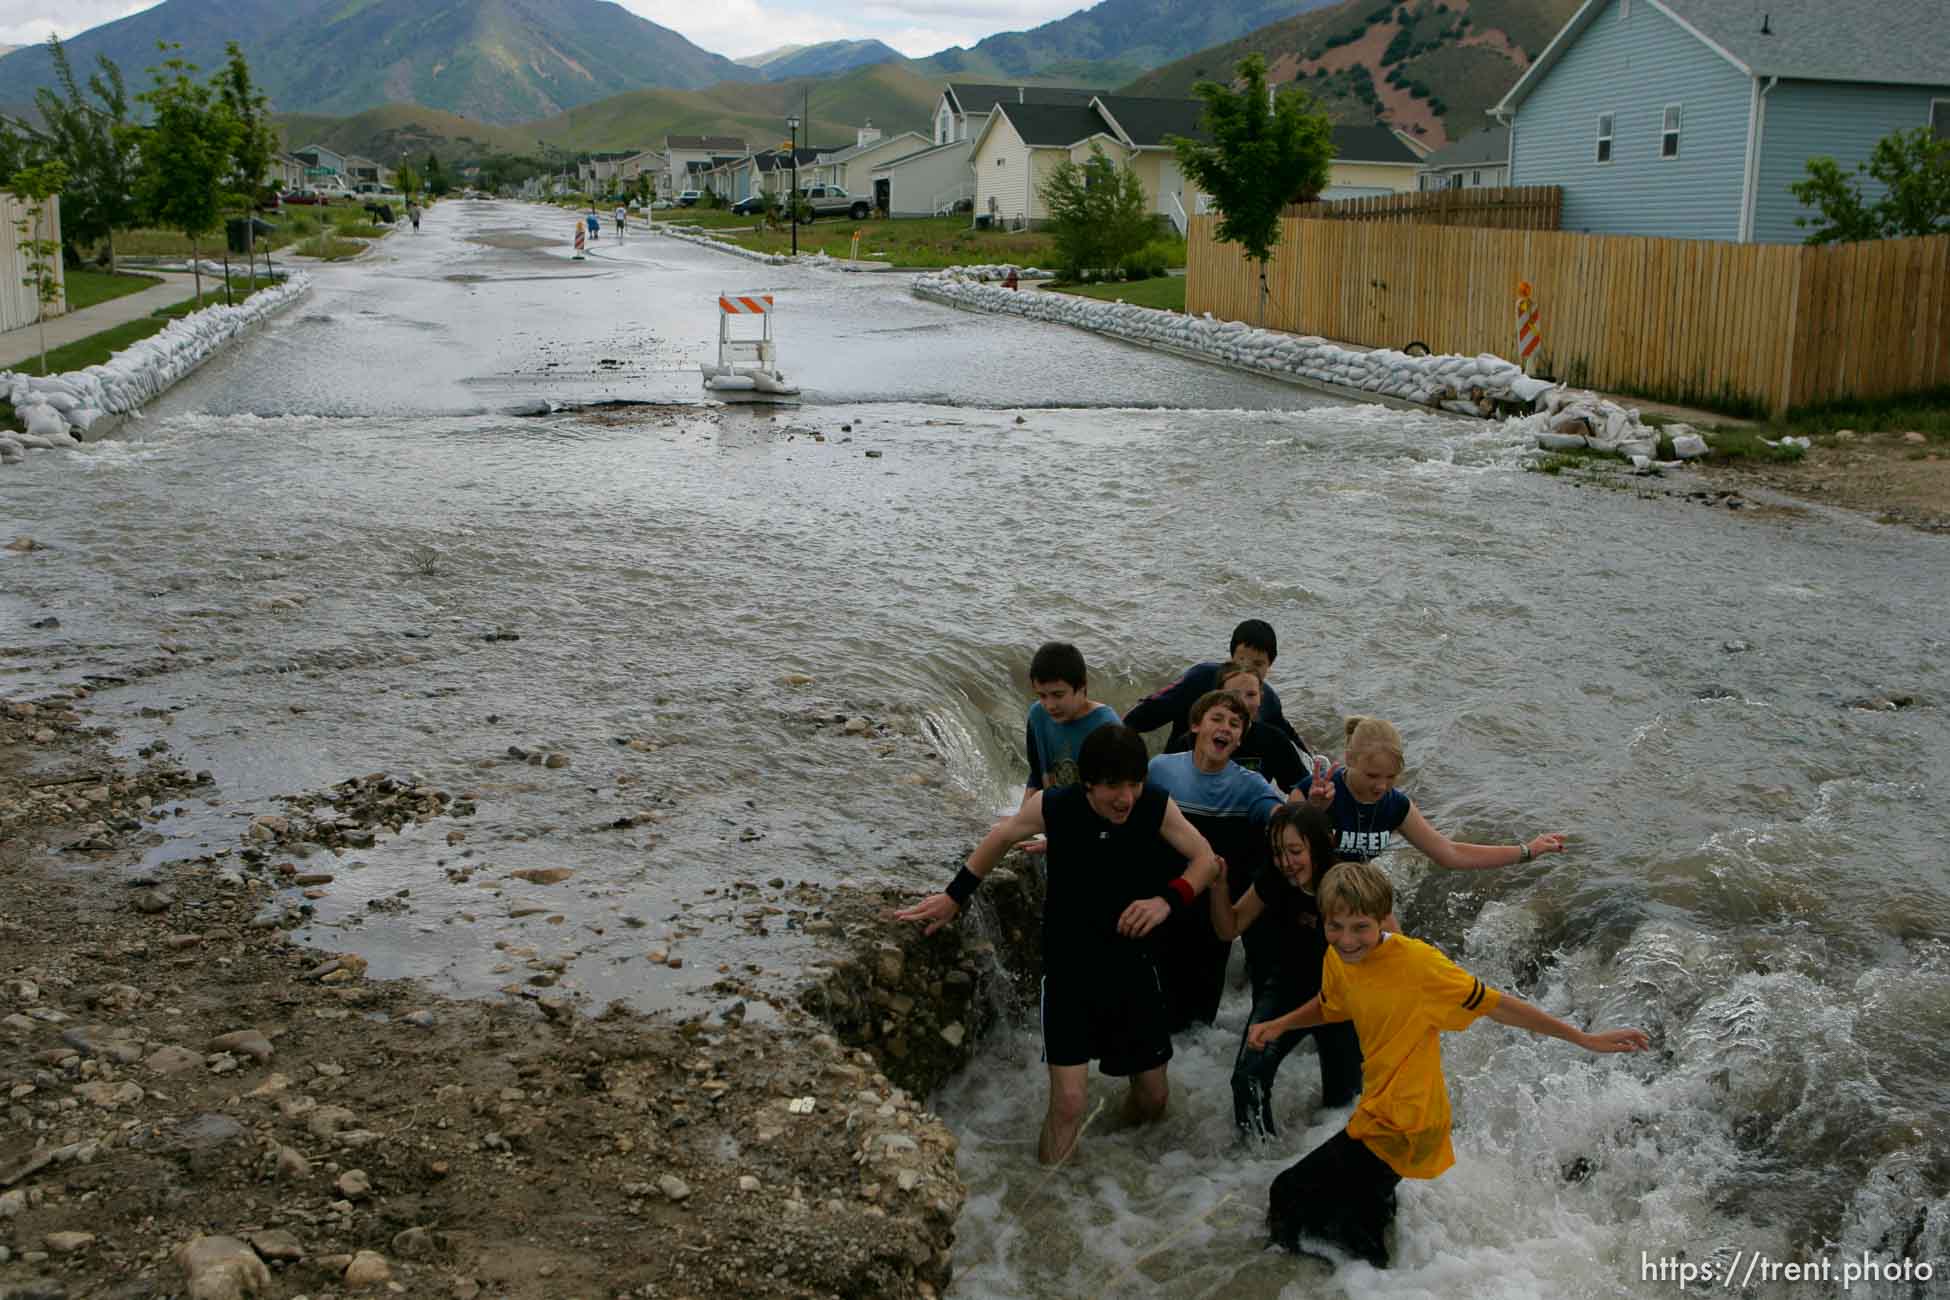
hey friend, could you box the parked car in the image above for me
[281,189,329,205]
[729,193,770,216]
[796,185,872,221]
[676,190,702,207]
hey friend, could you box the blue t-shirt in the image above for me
[1025,702,1120,791]
[1145,751,1282,827]
[1297,767,1411,862]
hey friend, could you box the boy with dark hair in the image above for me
[1146,689,1290,1029]
[1021,641,1119,810]
[895,724,1220,1165]
[1164,657,1312,790]
[1247,861,1648,1267]
[1125,619,1305,751]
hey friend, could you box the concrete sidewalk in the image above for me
[0,272,204,372]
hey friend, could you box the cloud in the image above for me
[613,0,1086,59]
[0,0,160,47]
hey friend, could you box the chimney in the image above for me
[857,119,881,149]
[1760,12,1771,32]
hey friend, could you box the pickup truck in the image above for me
[796,185,872,221]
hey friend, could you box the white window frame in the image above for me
[1621,0,1632,17]
[1472,169,1482,185]
[1661,104,1683,159]
[1933,98,1949,141]
[1596,112,1615,164]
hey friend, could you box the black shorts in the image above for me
[1041,957,1172,1078]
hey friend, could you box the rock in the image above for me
[145,1045,207,1075]
[657,1174,692,1202]
[544,752,570,768]
[246,1229,303,1263]
[130,886,175,914]
[939,1023,966,1048]
[400,1010,436,1028]
[782,673,813,686]
[738,1175,761,1192]
[61,1026,142,1063]
[306,1105,359,1140]
[274,1145,310,1180]
[842,717,870,735]
[336,1169,371,1198]
[176,1234,272,1299]
[1903,431,1926,444]
[510,868,574,885]
[391,1226,436,1259]
[43,1232,94,1254]
[343,1250,392,1289]
[1722,640,1751,654]
[74,1080,144,1109]
[173,1113,248,1150]
[206,1029,273,1062]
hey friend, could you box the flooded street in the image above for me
[5,199,1948,1297]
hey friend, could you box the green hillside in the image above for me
[1124,0,1578,146]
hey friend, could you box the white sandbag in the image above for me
[66,407,108,435]
[1537,432,1590,450]
[1617,439,1656,459]
[1671,433,1708,460]
[22,403,69,440]
[1507,375,1558,405]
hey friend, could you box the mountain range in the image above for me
[4,0,1582,161]
[0,0,758,123]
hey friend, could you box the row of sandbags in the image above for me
[915,268,1559,412]
[2,273,313,466]
[1526,386,1710,467]
[652,224,790,266]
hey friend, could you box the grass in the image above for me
[62,269,163,312]
[293,234,366,261]
[1046,277,1186,312]
[722,215,1061,269]
[1742,390,1950,441]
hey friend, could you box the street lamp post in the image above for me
[786,114,800,257]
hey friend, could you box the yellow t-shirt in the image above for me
[1319,933,1500,1179]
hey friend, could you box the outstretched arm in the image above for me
[1208,877,1264,941]
[894,796,1047,935]
[1486,994,1650,1054]
[1246,995,1325,1049]
[1398,805,1568,871]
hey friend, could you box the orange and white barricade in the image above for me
[1516,280,1542,373]
[703,292,798,399]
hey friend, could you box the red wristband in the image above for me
[1164,877,1195,909]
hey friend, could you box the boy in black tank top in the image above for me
[896,725,1220,1165]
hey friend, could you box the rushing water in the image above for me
[3,201,1947,1297]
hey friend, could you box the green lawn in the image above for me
[1047,277,1186,312]
[63,269,163,312]
[1698,389,1950,463]
[723,215,1061,269]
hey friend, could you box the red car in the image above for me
[280,190,331,206]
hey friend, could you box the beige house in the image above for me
[811,123,932,198]
[972,95,1426,229]
[932,83,1100,146]
[662,135,748,197]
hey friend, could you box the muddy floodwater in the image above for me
[5,200,1948,1298]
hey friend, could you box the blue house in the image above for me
[1492,0,1949,242]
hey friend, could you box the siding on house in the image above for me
[1510,0,1752,238]
[1326,161,1421,194]
[873,141,973,217]
[1751,79,1950,243]
[973,114,1033,225]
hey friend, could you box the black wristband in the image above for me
[945,867,982,907]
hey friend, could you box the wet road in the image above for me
[4,199,1948,1298]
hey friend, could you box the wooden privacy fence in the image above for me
[1283,185,1561,231]
[1,192,66,335]
[1187,216,1950,415]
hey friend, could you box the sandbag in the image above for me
[1671,433,1708,460]
[22,403,69,440]
[67,407,109,435]
[1537,432,1590,450]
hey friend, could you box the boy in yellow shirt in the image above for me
[1245,861,1648,1267]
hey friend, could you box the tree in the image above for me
[395,161,422,201]
[215,42,277,281]
[423,152,450,197]
[129,47,238,308]
[1792,126,1950,244]
[1038,143,1152,280]
[1169,53,1335,324]
[8,160,71,374]
[23,38,141,271]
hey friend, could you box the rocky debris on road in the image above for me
[1,691,978,1299]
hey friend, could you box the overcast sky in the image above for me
[0,0,1088,60]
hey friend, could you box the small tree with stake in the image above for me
[128,46,238,309]
[216,41,277,289]
[8,159,71,374]
[1168,53,1334,325]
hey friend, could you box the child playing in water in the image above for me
[1301,716,1568,867]
[1248,860,1648,1266]
[1019,641,1119,810]
[1209,803,1361,1137]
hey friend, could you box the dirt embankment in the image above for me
[0,685,1046,1300]
[1707,431,1950,534]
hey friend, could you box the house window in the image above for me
[1661,104,1682,158]
[1934,100,1949,140]
[1596,113,1614,163]
[1620,0,1630,18]
[1472,169,1482,185]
